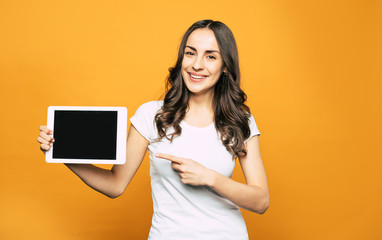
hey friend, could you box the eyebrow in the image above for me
[185,45,220,54]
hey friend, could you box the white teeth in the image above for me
[190,73,207,79]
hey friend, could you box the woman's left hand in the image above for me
[155,153,215,186]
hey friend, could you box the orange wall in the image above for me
[0,0,381,239]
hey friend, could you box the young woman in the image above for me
[37,19,269,240]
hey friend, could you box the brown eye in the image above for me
[207,55,216,59]
[185,51,195,56]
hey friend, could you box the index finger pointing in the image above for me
[155,153,183,164]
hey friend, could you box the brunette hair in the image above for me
[155,19,251,158]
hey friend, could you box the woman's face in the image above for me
[181,28,224,96]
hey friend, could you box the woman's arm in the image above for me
[208,136,269,213]
[156,135,269,214]
[38,124,148,199]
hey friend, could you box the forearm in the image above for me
[208,171,269,214]
[65,164,122,198]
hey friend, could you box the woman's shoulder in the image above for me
[133,100,164,121]
[130,100,163,141]
[131,100,163,124]
[246,111,261,138]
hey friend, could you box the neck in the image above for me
[185,88,214,126]
[187,89,215,115]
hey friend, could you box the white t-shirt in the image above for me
[130,100,260,240]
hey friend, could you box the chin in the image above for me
[185,85,202,94]
[186,84,213,96]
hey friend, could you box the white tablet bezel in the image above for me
[46,106,127,164]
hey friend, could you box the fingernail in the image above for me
[155,153,159,157]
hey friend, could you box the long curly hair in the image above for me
[155,19,251,159]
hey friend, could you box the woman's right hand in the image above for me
[37,125,54,153]
[34,124,148,198]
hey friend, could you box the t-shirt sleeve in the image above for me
[244,114,261,143]
[130,101,161,142]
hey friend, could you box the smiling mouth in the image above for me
[188,72,208,82]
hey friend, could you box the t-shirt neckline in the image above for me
[181,120,214,130]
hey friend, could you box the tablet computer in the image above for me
[46,106,127,164]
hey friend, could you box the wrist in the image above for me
[206,169,219,187]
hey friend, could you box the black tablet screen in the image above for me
[53,110,118,160]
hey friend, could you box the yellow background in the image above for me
[0,0,381,239]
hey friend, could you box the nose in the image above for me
[192,56,204,71]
